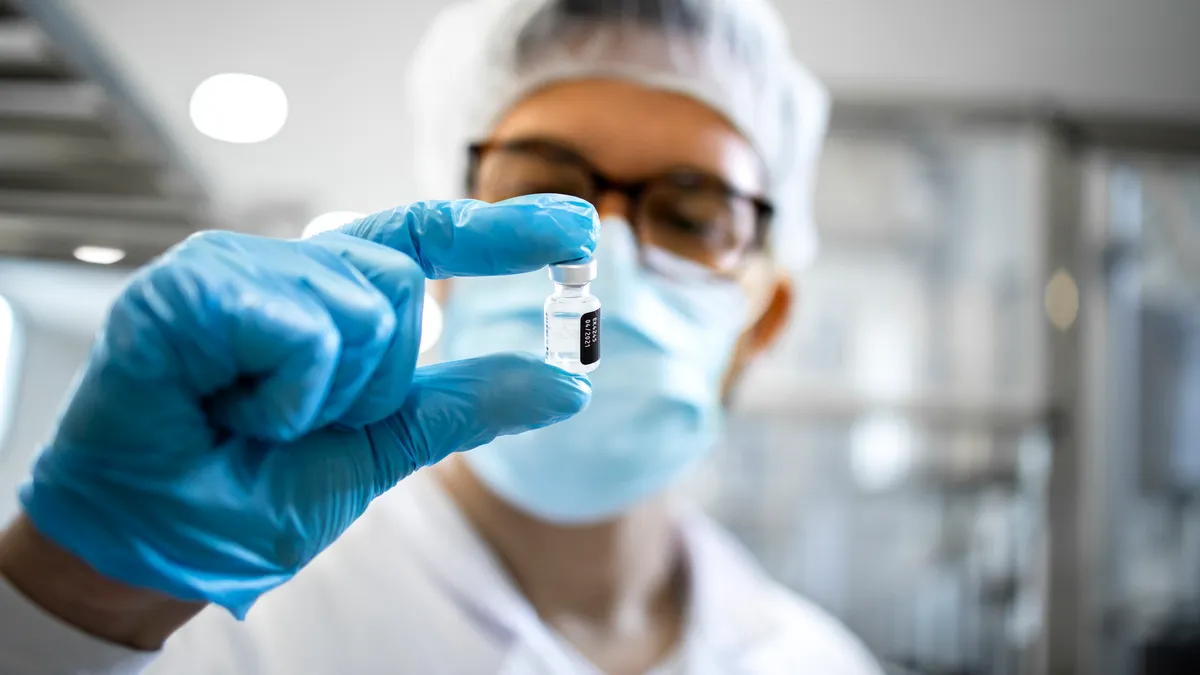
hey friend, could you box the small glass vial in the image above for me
[545,258,601,374]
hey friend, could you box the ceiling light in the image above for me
[0,21,48,62]
[302,211,365,239]
[419,293,443,354]
[73,245,125,265]
[190,73,288,144]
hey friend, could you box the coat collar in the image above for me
[374,470,789,672]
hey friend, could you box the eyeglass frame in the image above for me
[464,138,776,256]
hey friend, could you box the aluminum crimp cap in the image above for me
[549,257,597,285]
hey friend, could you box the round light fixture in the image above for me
[302,211,365,239]
[190,73,288,144]
[1044,268,1080,332]
[73,245,126,265]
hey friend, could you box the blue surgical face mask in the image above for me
[441,217,749,523]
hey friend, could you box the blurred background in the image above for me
[0,1,1197,673]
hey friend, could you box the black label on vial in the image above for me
[580,308,600,365]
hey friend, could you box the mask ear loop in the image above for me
[737,252,780,327]
[714,251,783,404]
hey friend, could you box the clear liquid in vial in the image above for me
[544,291,601,374]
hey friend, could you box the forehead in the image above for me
[488,78,765,196]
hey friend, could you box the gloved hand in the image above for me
[19,195,598,618]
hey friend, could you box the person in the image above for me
[0,0,883,673]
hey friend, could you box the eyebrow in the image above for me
[487,136,592,165]
[486,136,766,198]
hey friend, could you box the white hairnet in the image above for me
[406,0,830,268]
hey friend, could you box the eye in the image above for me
[477,149,594,201]
[664,212,717,236]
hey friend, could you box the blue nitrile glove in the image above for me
[19,195,598,618]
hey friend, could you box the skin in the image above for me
[0,79,794,670]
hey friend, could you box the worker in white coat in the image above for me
[0,0,884,673]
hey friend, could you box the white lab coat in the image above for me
[0,470,883,675]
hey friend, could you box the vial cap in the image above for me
[549,258,596,285]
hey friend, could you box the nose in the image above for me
[592,191,633,223]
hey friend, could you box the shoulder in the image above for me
[682,510,884,675]
[753,581,884,674]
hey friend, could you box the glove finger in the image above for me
[338,195,599,280]
[185,234,399,434]
[285,245,407,429]
[100,234,344,443]
[304,233,426,428]
[199,277,343,443]
[361,352,591,488]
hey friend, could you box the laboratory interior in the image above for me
[0,1,1197,674]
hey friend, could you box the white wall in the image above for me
[59,0,1200,227]
[0,261,126,524]
[782,0,1200,116]
[0,322,92,524]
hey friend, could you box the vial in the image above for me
[545,258,601,374]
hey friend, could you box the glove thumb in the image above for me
[363,352,591,487]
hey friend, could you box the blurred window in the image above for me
[1092,155,1200,673]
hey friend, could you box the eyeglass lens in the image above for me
[472,143,764,272]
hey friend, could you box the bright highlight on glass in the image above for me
[849,411,915,493]
[419,293,443,354]
[190,73,288,144]
[302,211,365,239]
[72,245,126,265]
